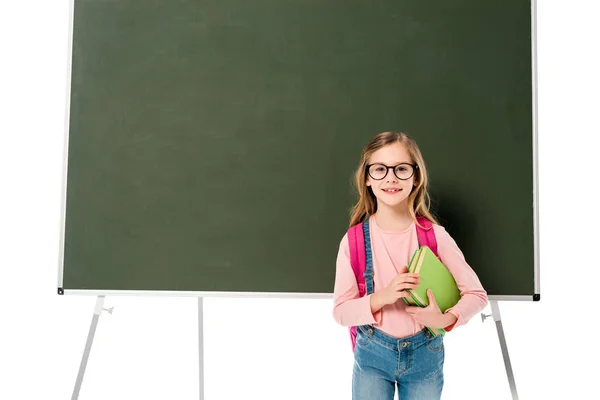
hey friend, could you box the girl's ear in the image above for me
[413,172,419,187]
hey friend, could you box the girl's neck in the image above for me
[373,205,414,232]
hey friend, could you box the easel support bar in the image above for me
[488,300,519,400]
[198,297,204,400]
[72,296,105,400]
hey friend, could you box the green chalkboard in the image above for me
[60,0,538,300]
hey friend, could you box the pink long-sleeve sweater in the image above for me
[333,215,488,338]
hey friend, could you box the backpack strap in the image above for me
[416,216,439,259]
[347,221,369,352]
[347,222,366,296]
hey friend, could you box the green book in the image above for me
[403,245,461,336]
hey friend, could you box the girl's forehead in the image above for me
[368,143,412,164]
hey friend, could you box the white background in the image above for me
[1,1,599,399]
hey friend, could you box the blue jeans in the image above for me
[352,325,444,400]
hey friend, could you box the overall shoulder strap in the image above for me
[416,216,439,258]
[347,222,366,296]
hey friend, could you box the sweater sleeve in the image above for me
[433,225,488,331]
[332,233,382,327]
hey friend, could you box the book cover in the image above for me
[403,245,461,336]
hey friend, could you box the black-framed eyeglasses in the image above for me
[366,163,418,180]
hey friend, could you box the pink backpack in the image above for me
[347,216,439,352]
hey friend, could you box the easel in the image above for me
[71,297,520,400]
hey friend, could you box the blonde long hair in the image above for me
[349,132,438,228]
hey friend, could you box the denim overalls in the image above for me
[352,220,445,400]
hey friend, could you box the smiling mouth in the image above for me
[382,188,402,193]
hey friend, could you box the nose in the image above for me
[386,168,398,182]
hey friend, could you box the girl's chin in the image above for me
[376,198,409,209]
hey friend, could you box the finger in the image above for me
[394,282,418,291]
[399,276,420,284]
[399,272,420,278]
[397,269,419,277]
[427,289,437,304]
[399,274,420,281]
[395,284,418,293]
[394,276,420,285]
[399,265,408,273]
[396,282,419,290]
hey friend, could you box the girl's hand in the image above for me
[405,289,457,329]
[371,266,419,313]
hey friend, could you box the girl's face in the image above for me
[366,142,416,210]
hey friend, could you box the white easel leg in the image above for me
[490,300,519,400]
[72,295,105,400]
[198,297,204,400]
